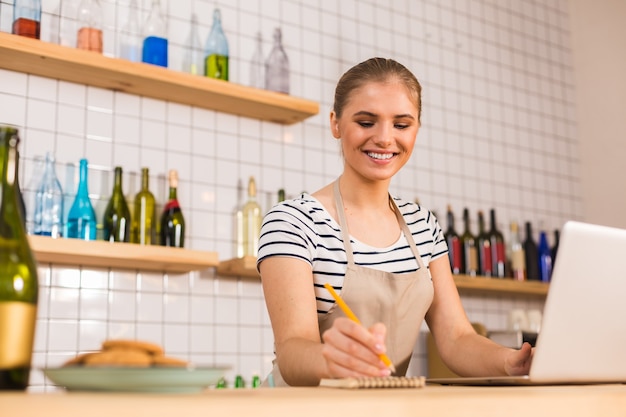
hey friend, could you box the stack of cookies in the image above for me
[63,339,189,368]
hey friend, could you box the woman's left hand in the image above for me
[504,342,534,376]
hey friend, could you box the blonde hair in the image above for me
[333,57,422,122]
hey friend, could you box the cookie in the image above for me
[83,348,153,367]
[101,339,164,356]
[62,352,99,367]
[151,355,189,367]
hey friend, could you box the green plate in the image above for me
[43,365,230,393]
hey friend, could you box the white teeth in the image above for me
[367,152,394,160]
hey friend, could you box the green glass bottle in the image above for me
[103,166,131,242]
[0,125,38,390]
[160,169,185,248]
[203,8,229,80]
[131,167,156,245]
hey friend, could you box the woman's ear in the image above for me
[330,111,341,139]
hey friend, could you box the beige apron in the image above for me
[265,180,434,386]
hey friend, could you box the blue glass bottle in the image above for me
[34,152,64,238]
[66,159,97,240]
[538,230,552,282]
[141,0,168,67]
[204,8,229,80]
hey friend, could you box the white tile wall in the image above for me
[0,0,580,390]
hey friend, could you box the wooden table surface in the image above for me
[2,384,626,417]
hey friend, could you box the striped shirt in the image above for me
[257,194,448,315]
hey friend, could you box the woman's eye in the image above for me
[357,121,374,127]
[395,124,409,129]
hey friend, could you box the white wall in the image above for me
[568,0,626,229]
[0,0,577,389]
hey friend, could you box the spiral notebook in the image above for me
[319,376,426,389]
[427,221,626,386]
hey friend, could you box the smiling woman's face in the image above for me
[330,78,420,183]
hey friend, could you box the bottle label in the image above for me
[466,246,478,274]
[450,237,462,273]
[0,302,36,367]
[511,249,526,280]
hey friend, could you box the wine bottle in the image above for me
[76,0,103,53]
[66,159,97,240]
[477,210,492,277]
[460,208,478,276]
[509,221,526,281]
[551,229,560,265]
[204,8,229,80]
[142,0,168,67]
[33,152,64,238]
[131,168,156,245]
[538,230,552,283]
[250,31,264,88]
[103,167,131,242]
[12,0,41,39]
[277,188,285,203]
[118,0,141,62]
[488,209,506,278]
[265,27,290,94]
[160,170,185,247]
[242,176,262,257]
[444,205,462,274]
[0,125,39,390]
[523,221,540,280]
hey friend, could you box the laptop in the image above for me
[427,221,626,386]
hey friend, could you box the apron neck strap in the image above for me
[332,179,426,270]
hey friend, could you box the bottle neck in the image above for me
[77,161,89,196]
[113,168,123,192]
[141,169,150,191]
[0,128,24,235]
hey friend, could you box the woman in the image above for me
[257,57,532,387]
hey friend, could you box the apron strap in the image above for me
[333,179,426,270]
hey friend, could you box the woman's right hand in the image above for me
[320,317,392,378]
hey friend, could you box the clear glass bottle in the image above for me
[0,125,39,390]
[182,13,202,75]
[142,0,168,67]
[12,0,41,39]
[249,31,264,88]
[66,159,97,240]
[131,167,156,245]
[160,169,185,247]
[119,0,141,62]
[58,0,78,47]
[265,27,290,94]
[33,152,64,238]
[102,167,131,242]
[15,149,26,229]
[242,176,262,257]
[76,0,103,53]
[509,221,526,281]
[204,8,229,80]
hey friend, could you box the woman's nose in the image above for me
[372,124,393,147]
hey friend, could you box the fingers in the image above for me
[321,318,391,378]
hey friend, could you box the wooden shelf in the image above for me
[217,256,259,278]
[217,257,549,296]
[29,235,218,273]
[0,32,319,125]
[453,274,549,297]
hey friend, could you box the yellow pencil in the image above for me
[323,283,396,374]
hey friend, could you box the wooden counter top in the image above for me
[3,384,626,417]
